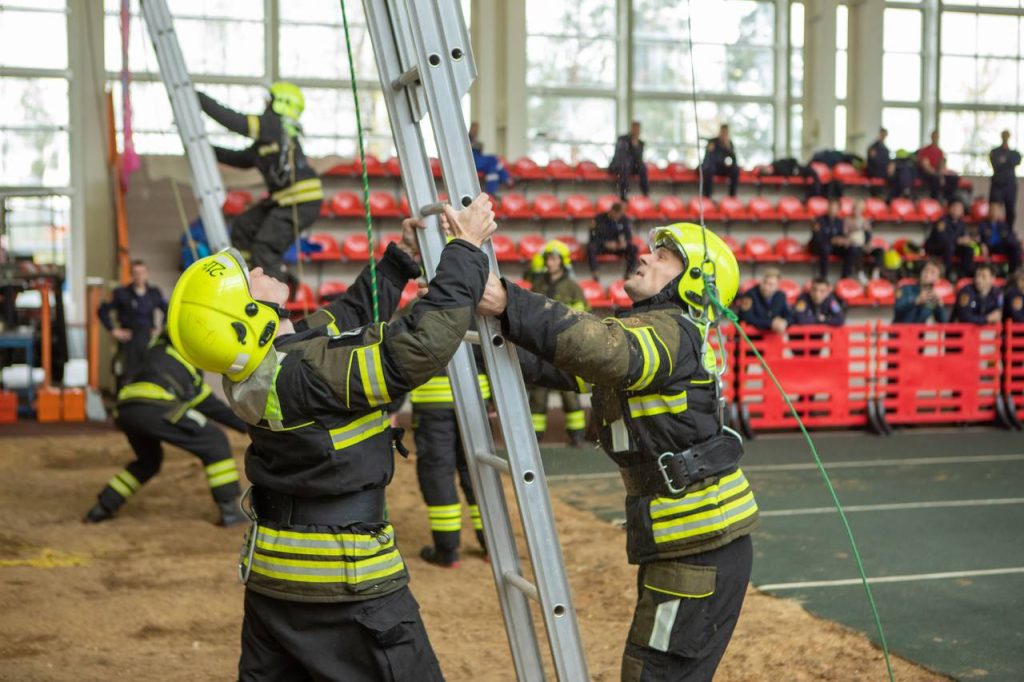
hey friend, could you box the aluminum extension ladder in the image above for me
[363,1,588,679]
[139,0,231,250]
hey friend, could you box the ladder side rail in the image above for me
[361,3,546,680]
[403,1,589,679]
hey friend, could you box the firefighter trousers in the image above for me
[98,403,241,513]
[529,386,585,440]
[621,535,752,682]
[239,586,443,682]
[412,408,479,551]
[230,199,321,282]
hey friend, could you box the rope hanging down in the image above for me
[340,0,380,323]
[683,1,895,680]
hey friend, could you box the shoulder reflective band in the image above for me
[271,178,324,206]
[263,364,284,429]
[247,114,260,138]
[628,390,688,418]
[623,325,662,392]
[117,381,176,403]
[649,470,758,545]
[205,458,240,489]
[330,410,389,451]
[574,376,592,394]
[411,376,454,404]
[106,468,141,499]
[324,310,341,337]
[356,340,391,408]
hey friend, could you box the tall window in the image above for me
[835,3,848,149]
[939,4,1024,173]
[789,1,805,159]
[634,0,776,166]
[881,5,923,152]
[525,0,617,164]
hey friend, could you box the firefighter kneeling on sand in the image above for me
[477,223,758,681]
[167,194,496,681]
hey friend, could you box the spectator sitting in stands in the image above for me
[844,199,884,282]
[924,198,973,279]
[866,127,891,195]
[809,198,858,279]
[979,202,1022,273]
[587,202,638,277]
[888,149,918,200]
[916,130,959,202]
[754,157,823,198]
[469,121,511,195]
[737,268,789,333]
[893,259,950,324]
[609,120,648,200]
[700,124,739,198]
[790,278,845,327]
[954,263,1003,325]
[1004,268,1024,322]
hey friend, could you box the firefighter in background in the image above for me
[525,240,589,446]
[410,355,490,567]
[168,197,495,681]
[478,223,756,681]
[83,333,247,526]
[198,82,323,286]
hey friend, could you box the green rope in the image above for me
[339,0,379,323]
[705,281,896,682]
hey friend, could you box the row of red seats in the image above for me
[227,188,994,226]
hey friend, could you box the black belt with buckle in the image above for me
[619,433,744,496]
[252,487,386,526]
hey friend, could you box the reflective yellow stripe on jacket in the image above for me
[628,390,688,418]
[117,381,176,403]
[271,178,324,206]
[410,375,491,404]
[355,340,391,408]
[649,469,758,545]
[330,411,389,451]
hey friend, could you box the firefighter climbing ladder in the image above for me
[139,0,230,251]
[363,1,588,680]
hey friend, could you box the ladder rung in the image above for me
[463,330,480,345]
[392,65,421,89]
[504,572,539,602]
[474,451,510,474]
[419,201,447,216]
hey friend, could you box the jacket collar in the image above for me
[625,275,685,314]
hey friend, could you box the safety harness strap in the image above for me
[619,433,744,496]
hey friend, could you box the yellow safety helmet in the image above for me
[270,81,305,121]
[531,239,573,272]
[883,249,902,271]
[648,223,739,318]
[167,249,280,383]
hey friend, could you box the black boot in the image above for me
[475,529,488,556]
[420,545,460,568]
[217,498,247,527]
[568,430,585,448]
[83,501,115,524]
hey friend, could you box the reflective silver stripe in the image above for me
[250,548,404,580]
[652,493,758,542]
[255,526,392,553]
[359,347,390,406]
[628,391,688,417]
[649,471,749,518]
[627,327,659,391]
[330,411,389,450]
[649,599,680,652]
[610,418,630,453]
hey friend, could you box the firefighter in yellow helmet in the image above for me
[477,223,757,682]
[197,81,323,288]
[168,195,497,681]
[524,240,589,445]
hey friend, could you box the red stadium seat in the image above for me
[500,193,534,219]
[688,197,722,221]
[428,157,442,178]
[867,278,895,305]
[806,196,829,218]
[839,196,854,217]
[564,194,597,220]
[307,233,341,262]
[554,235,584,261]
[514,278,532,291]
[608,280,631,308]
[223,190,252,216]
[722,234,742,256]
[579,279,612,308]
[385,156,402,177]
[934,278,955,304]
[519,234,546,260]
[576,160,611,182]
[719,196,748,221]
[658,196,689,221]
[487,234,516,262]
[318,281,348,301]
[955,277,973,292]
[863,196,893,222]
[399,281,420,309]
[777,196,808,221]
[342,234,370,261]
[834,278,866,305]
[775,237,810,263]
[627,195,661,220]
[889,197,918,222]
[510,156,547,181]
[546,159,577,181]
[971,199,990,222]
[747,196,778,221]
[778,278,801,304]
[832,162,862,185]
[368,192,403,218]
[666,162,698,183]
[646,162,669,182]
[319,202,332,217]
[375,232,402,258]
[595,194,620,215]
[809,162,833,184]
[399,195,412,218]
[285,283,316,313]
[353,154,386,177]
[634,235,651,255]
[329,191,365,218]
[533,193,566,220]
[917,198,943,223]
[744,236,773,262]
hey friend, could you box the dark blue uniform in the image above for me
[809,215,857,278]
[893,283,950,324]
[1004,286,1024,322]
[737,285,789,330]
[953,284,1004,324]
[609,135,648,199]
[790,292,844,326]
[990,145,1021,228]
[924,214,973,277]
[980,219,1022,273]
[701,137,739,198]
[866,140,890,179]
[98,284,168,386]
[588,211,638,275]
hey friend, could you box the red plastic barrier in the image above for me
[736,324,871,430]
[1004,321,1024,414]
[875,323,1002,425]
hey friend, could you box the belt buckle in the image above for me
[657,452,686,495]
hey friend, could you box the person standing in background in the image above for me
[609,121,648,200]
[98,259,167,388]
[990,130,1021,229]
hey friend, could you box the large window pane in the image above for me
[279,23,378,81]
[940,109,1020,174]
[526,36,616,88]
[835,104,847,150]
[0,130,70,186]
[635,98,772,166]
[1,196,71,266]
[0,78,69,128]
[882,107,921,152]
[0,7,67,69]
[528,0,615,36]
[883,53,921,101]
[527,96,616,164]
[884,9,922,52]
